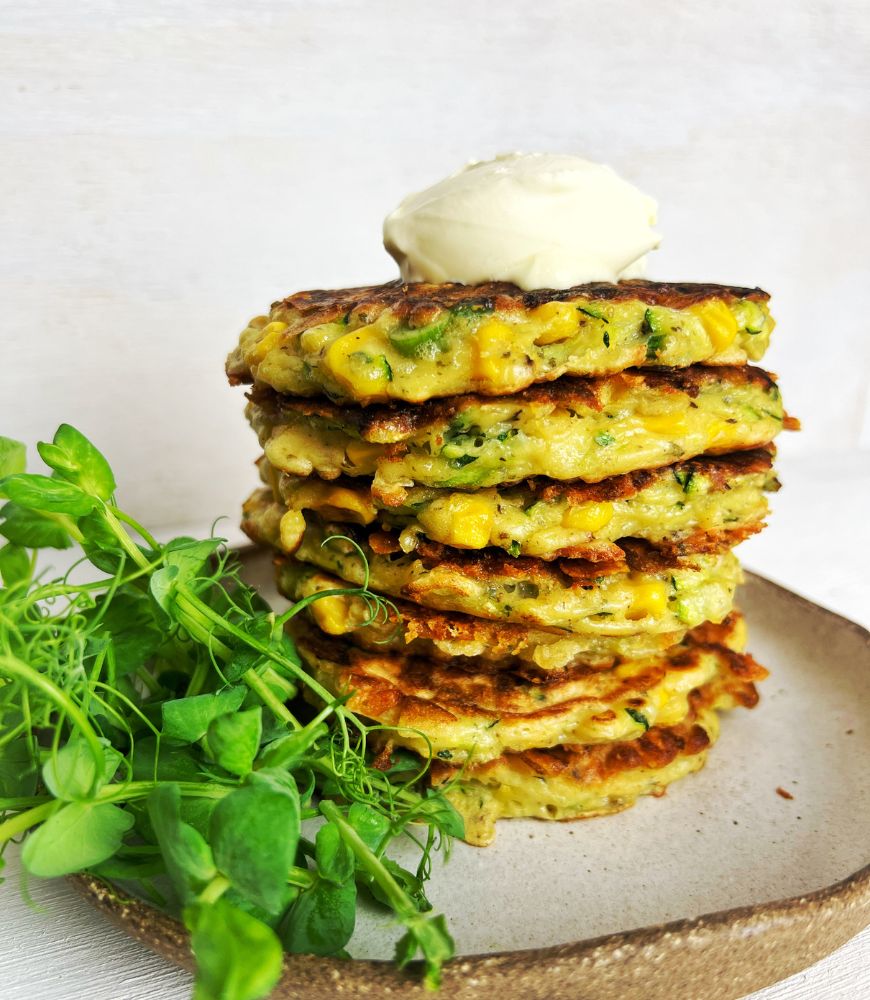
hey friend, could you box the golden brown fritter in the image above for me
[428,663,763,845]
[265,447,777,562]
[247,367,792,505]
[274,558,691,672]
[227,279,775,404]
[292,613,766,763]
[242,494,743,636]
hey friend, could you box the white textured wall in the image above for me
[1,0,868,536]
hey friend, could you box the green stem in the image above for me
[174,592,233,660]
[95,781,233,806]
[301,700,338,735]
[261,666,297,701]
[197,874,231,906]
[0,787,232,849]
[101,507,151,571]
[0,795,50,811]
[54,512,85,544]
[0,654,105,795]
[26,558,160,599]
[242,668,300,729]
[319,800,414,917]
[177,585,337,707]
[135,667,162,696]
[0,719,26,750]
[0,800,57,844]
[287,865,316,889]
[309,756,426,813]
[273,587,372,628]
[184,656,212,699]
[174,592,299,727]
[106,505,161,551]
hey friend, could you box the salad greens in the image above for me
[0,425,462,999]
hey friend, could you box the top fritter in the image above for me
[226,279,774,406]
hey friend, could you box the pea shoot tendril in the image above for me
[0,425,461,998]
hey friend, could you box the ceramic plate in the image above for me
[74,552,870,999]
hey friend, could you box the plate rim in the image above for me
[71,571,870,999]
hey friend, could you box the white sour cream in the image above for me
[383,153,660,290]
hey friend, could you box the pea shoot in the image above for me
[0,425,461,999]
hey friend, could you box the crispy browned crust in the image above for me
[316,515,744,580]
[397,521,761,567]
[264,449,772,563]
[409,531,743,580]
[274,551,754,677]
[247,365,780,442]
[274,447,775,509]
[268,278,770,333]
[262,445,779,575]
[532,446,775,503]
[273,553,690,673]
[293,613,763,728]
[522,712,712,781]
[429,661,763,787]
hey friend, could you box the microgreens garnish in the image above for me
[0,425,461,998]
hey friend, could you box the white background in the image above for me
[1,1,868,998]
[1,0,868,529]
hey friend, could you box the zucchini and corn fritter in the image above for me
[229,279,795,845]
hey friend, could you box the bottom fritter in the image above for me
[431,697,719,846]
[289,610,766,847]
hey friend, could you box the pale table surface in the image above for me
[1,453,867,1000]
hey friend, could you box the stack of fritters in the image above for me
[228,279,795,845]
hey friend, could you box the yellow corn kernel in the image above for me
[300,322,342,355]
[562,500,615,532]
[310,593,353,635]
[532,302,580,344]
[344,439,381,469]
[248,321,289,364]
[706,419,737,448]
[324,331,391,397]
[317,486,377,524]
[656,694,686,727]
[434,495,495,549]
[643,412,690,436]
[248,315,270,330]
[626,579,669,621]
[473,319,516,383]
[691,300,738,353]
[278,509,306,552]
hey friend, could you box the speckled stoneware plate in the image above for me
[74,552,870,999]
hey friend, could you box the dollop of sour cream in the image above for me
[383,153,660,290]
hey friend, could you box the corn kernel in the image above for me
[428,494,495,549]
[706,419,737,448]
[248,315,270,329]
[300,322,341,355]
[324,331,391,398]
[626,579,669,620]
[344,439,381,469]
[248,320,289,364]
[644,412,690,436]
[532,302,580,344]
[473,319,516,383]
[691,300,739,353]
[562,500,615,532]
[278,509,306,552]
[310,594,353,635]
[317,486,376,524]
